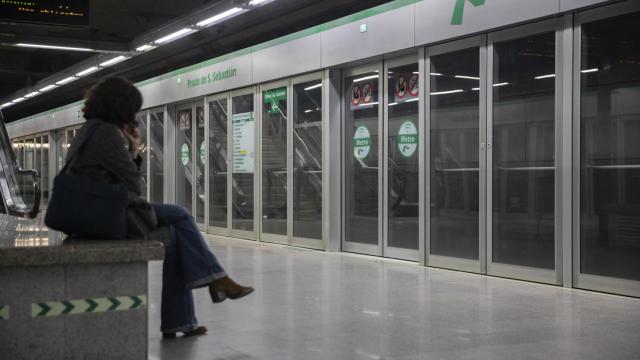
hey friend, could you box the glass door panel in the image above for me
[387,62,420,255]
[430,47,480,261]
[150,110,164,203]
[231,92,255,233]
[344,69,381,253]
[195,106,205,225]
[176,107,193,213]
[208,97,229,230]
[135,113,148,199]
[261,86,288,237]
[292,80,323,241]
[491,32,556,271]
[579,11,640,283]
[41,135,49,204]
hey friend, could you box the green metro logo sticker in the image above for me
[451,0,486,25]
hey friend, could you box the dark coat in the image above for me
[66,118,157,239]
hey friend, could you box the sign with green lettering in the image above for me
[263,87,287,114]
[181,143,190,166]
[397,121,418,158]
[353,125,372,160]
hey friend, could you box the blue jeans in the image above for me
[151,203,227,333]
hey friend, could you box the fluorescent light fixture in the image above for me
[353,75,379,83]
[136,44,154,52]
[1,102,12,108]
[16,43,93,52]
[11,97,26,103]
[304,109,313,113]
[406,98,419,102]
[197,7,243,27]
[39,85,57,92]
[493,82,509,87]
[389,102,398,106]
[455,75,480,80]
[100,56,129,67]
[472,87,480,91]
[534,74,556,80]
[358,102,379,107]
[581,68,599,73]
[429,72,442,76]
[413,72,420,75]
[76,67,99,76]
[249,0,269,5]
[24,91,39,98]
[56,76,77,85]
[154,28,196,44]
[304,83,322,91]
[430,89,464,96]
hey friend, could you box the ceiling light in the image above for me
[136,44,154,52]
[581,68,598,73]
[24,91,39,98]
[249,0,269,5]
[56,77,77,85]
[493,82,509,87]
[12,97,26,103]
[472,87,480,91]
[304,83,322,91]
[39,85,57,92]
[389,102,398,106]
[455,75,480,80]
[429,72,442,76]
[353,75,379,83]
[76,67,99,76]
[304,109,313,113]
[430,89,464,96]
[154,28,196,44]
[100,56,129,67]
[16,43,94,52]
[406,98,419,102]
[534,74,556,80]
[197,7,243,27]
[1,102,12,108]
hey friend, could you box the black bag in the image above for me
[44,125,129,239]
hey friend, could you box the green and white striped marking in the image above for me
[31,295,146,318]
[0,305,9,320]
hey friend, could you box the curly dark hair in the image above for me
[82,76,143,127]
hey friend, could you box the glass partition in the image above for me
[208,97,228,229]
[195,106,205,224]
[292,80,323,240]
[176,107,193,213]
[580,11,640,282]
[344,70,380,248]
[135,113,148,199]
[430,47,480,260]
[492,32,556,270]
[261,86,288,236]
[231,93,255,233]
[150,110,164,203]
[387,63,419,251]
[41,135,49,204]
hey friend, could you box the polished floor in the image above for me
[148,235,640,360]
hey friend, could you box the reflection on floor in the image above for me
[148,235,640,360]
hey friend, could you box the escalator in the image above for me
[0,111,41,219]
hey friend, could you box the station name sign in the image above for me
[185,67,238,89]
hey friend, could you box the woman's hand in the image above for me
[122,125,142,159]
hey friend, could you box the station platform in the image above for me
[148,235,640,360]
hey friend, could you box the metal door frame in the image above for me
[487,18,563,285]
[572,0,640,297]
[290,71,326,250]
[204,92,231,236]
[424,35,487,274]
[146,106,166,203]
[342,62,384,257]
[383,53,421,262]
[229,86,258,241]
[258,79,290,245]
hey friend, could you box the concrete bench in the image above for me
[0,216,165,360]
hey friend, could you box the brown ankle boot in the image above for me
[209,276,254,303]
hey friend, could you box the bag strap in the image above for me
[60,122,102,175]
